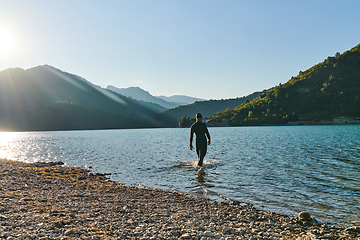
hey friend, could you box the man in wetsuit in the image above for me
[190,113,211,167]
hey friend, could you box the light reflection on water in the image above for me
[0,125,359,226]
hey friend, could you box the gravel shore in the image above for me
[0,159,359,240]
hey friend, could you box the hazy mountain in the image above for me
[0,65,164,131]
[106,86,178,109]
[156,95,205,105]
[211,44,360,126]
[106,86,203,109]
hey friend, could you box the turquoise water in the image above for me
[0,125,359,226]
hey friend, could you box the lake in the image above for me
[0,125,359,226]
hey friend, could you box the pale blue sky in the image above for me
[1,1,359,100]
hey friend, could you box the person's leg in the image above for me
[195,143,201,164]
[196,140,207,166]
[195,145,201,161]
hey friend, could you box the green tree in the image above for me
[178,116,195,128]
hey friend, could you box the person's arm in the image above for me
[205,127,211,145]
[190,126,194,150]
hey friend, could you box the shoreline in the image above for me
[0,159,359,239]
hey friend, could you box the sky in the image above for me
[1,1,360,100]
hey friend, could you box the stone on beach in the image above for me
[204,230,215,237]
[346,226,360,233]
[299,211,311,221]
[180,233,192,239]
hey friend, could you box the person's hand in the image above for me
[190,145,193,151]
[207,140,211,145]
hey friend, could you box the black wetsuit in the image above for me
[190,121,210,166]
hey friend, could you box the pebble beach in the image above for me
[0,159,359,240]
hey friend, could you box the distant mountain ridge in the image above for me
[0,65,164,131]
[106,86,177,109]
[156,95,205,106]
[106,85,204,109]
[0,64,271,131]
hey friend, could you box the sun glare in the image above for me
[0,29,13,55]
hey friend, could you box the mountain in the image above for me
[210,44,360,126]
[106,86,204,109]
[0,65,164,131]
[1,65,272,131]
[156,95,205,106]
[152,90,267,127]
[106,86,178,109]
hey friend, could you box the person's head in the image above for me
[196,113,203,121]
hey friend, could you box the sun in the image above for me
[0,29,13,55]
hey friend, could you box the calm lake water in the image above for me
[0,125,359,226]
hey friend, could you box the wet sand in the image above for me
[0,159,359,239]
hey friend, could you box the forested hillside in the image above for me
[154,90,267,127]
[0,66,163,131]
[210,44,360,126]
